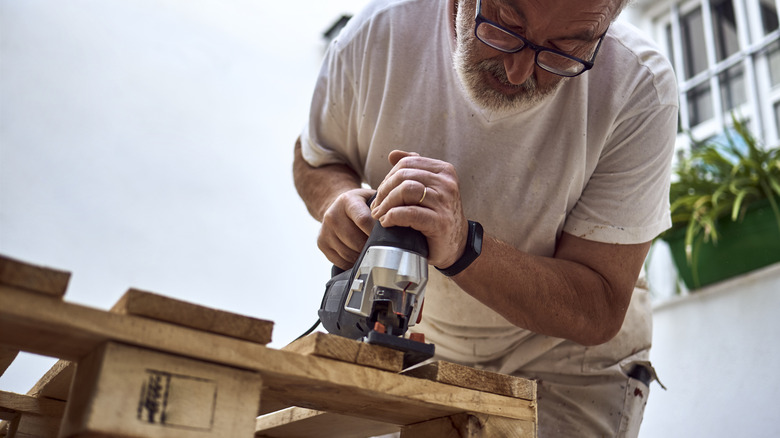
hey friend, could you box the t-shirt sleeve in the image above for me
[563,102,677,244]
[300,40,356,168]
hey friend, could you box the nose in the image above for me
[503,49,536,85]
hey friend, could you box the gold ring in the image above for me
[418,186,428,205]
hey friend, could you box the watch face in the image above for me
[472,221,483,255]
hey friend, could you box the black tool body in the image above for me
[318,195,434,368]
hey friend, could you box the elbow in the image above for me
[577,321,623,346]
[574,303,629,347]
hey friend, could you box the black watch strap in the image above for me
[436,220,483,277]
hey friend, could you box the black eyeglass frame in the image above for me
[474,0,608,77]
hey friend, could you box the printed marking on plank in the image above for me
[138,369,217,430]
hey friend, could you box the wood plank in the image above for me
[0,285,536,426]
[283,332,404,373]
[356,342,404,373]
[282,332,359,363]
[403,361,536,400]
[0,391,66,418]
[60,342,262,438]
[111,288,274,345]
[0,255,70,298]
[0,412,20,438]
[27,359,74,400]
[400,413,536,438]
[255,407,399,438]
[0,347,18,377]
[0,391,66,438]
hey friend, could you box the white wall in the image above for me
[0,0,365,393]
[640,263,780,438]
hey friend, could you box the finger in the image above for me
[388,149,419,166]
[376,204,437,233]
[372,180,430,219]
[318,226,362,268]
[344,192,376,237]
[373,167,432,210]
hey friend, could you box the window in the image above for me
[654,0,780,144]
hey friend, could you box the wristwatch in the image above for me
[436,220,483,277]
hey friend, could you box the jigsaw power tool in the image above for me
[318,195,435,368]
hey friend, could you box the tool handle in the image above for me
[364,220,428,258]
[330,193,428,278]
[363,192,428,257]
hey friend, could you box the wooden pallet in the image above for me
[0,254,537,437]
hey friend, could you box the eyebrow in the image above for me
[491,0,598,43]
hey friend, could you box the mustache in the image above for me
[477,58,537,91]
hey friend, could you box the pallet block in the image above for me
[59,342,262,438]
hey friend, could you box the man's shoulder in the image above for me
[594,21,678,106]
[333,0,441,46]
[605,21,674,75]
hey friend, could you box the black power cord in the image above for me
[294,318,321,342]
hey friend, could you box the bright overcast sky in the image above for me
[0,0,368,393]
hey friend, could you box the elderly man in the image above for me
[293,0,677,435]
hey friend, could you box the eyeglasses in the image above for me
[474,0,607,77]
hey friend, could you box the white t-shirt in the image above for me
[302,0,678,366]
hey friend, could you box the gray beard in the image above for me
[452,2,563,113]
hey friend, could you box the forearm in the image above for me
[451,234,643,346]
[293,137,361,221]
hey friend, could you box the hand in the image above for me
[370,150,469,269]
[318,188,376,270]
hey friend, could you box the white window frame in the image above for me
[648,0,780,147]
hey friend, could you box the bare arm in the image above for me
[293,137,375,269]
[371,150,650,346]
[453,233,650,346]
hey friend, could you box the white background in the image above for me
[1,0,367,393]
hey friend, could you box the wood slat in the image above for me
[0,255,70,298]
[0,347,18,378]
[26,360,73,401]
[403,361,536,400]
[111,288,274,345]
[255,407,399,438]
[400,412,536,438]
[0,285,536,426]
[282,332,359,363]
[283,332,404,373]
[0,391,66,438]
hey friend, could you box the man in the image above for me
[293,0,677,435]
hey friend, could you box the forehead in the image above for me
[492,0,616,39]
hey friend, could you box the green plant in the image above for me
[662,116,780,270]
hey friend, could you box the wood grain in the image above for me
[0,255,69,298]
[111,288,274,345]
[401,412,536,438]
[0,391,66,438]
[0,347,18,378]
[284,333,404,373]
[282,332,359,363]
[404,361,536,400]
[255,407,399,438]
[59,342,263,438]
[0,285,536,426]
